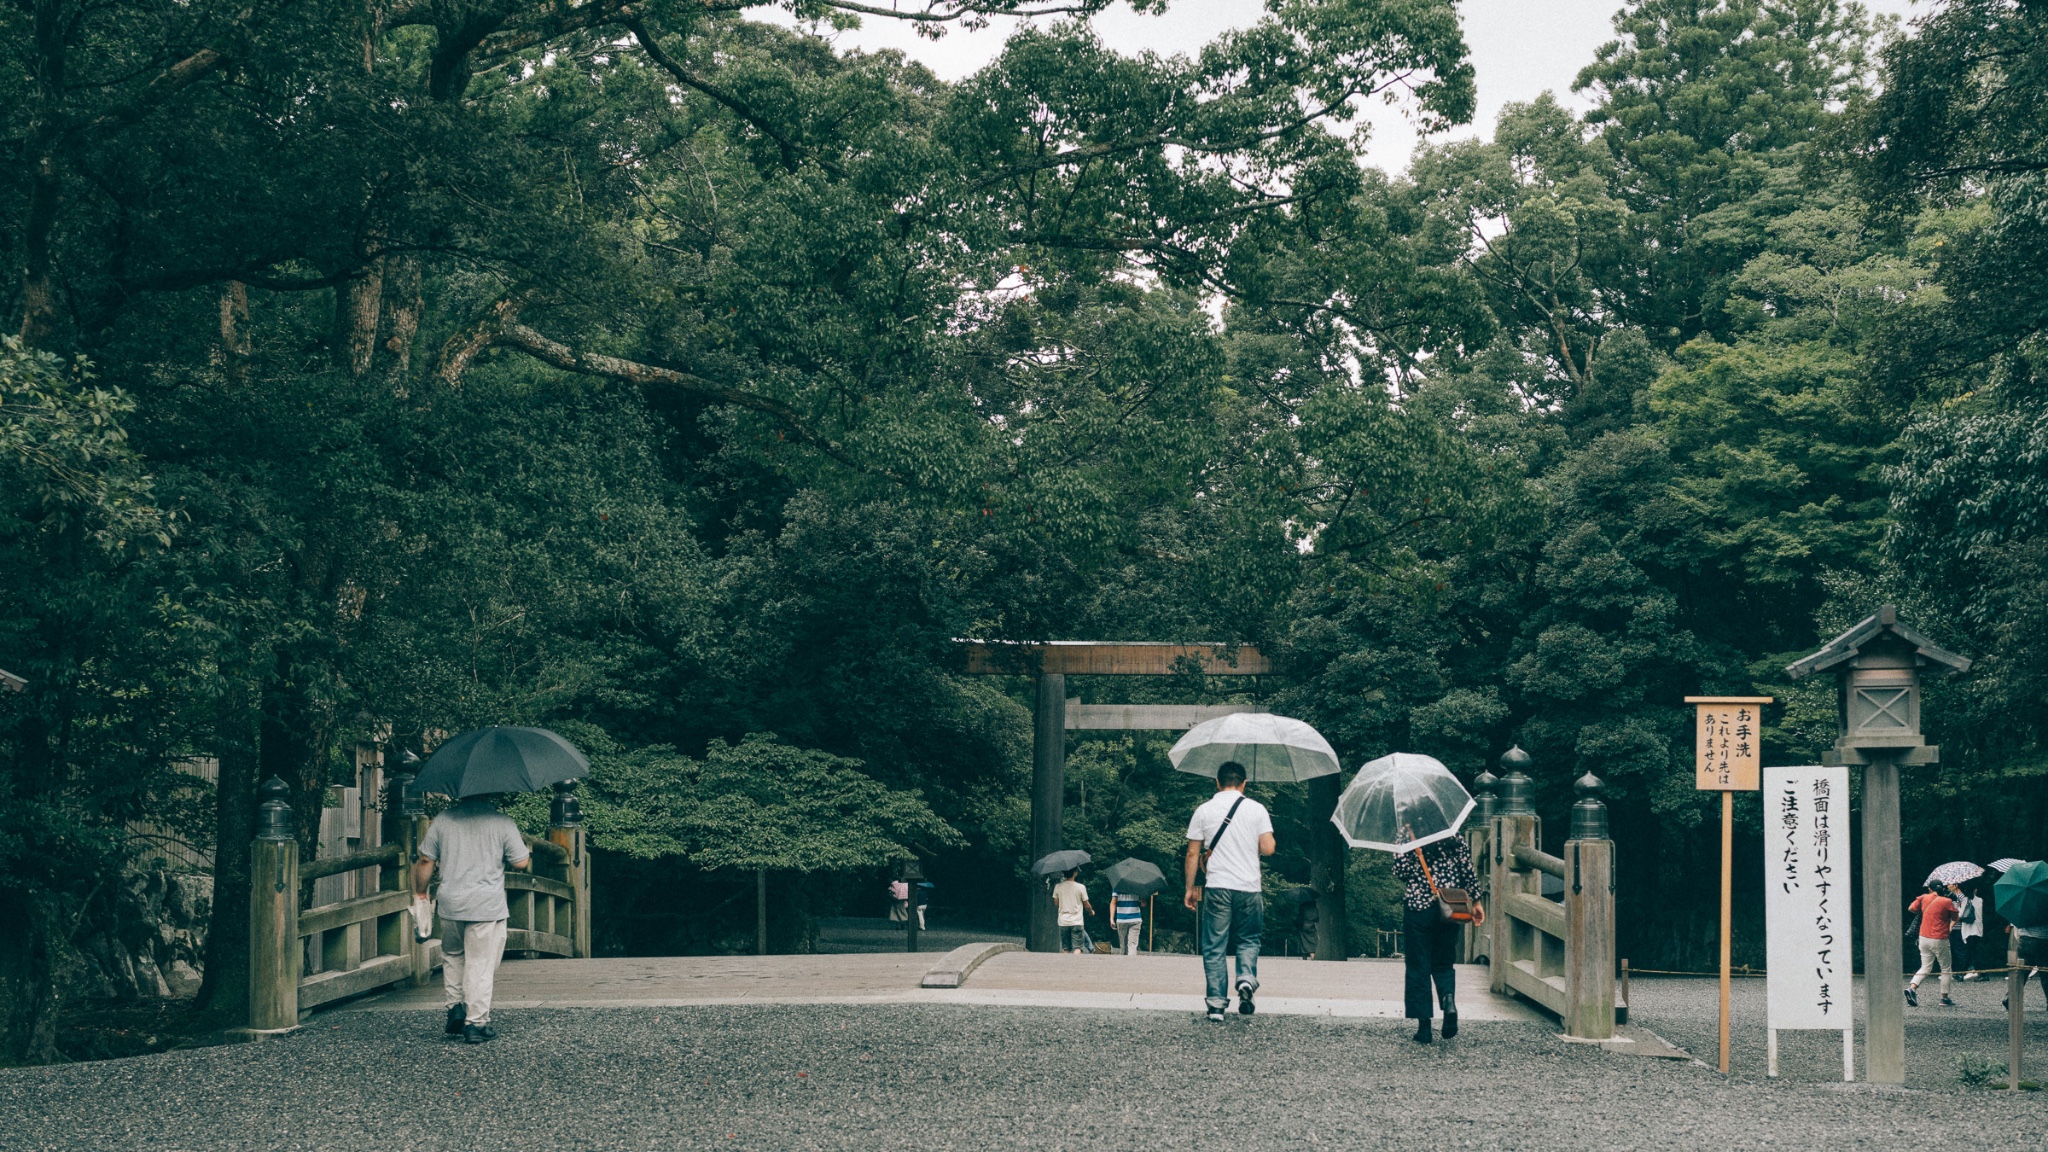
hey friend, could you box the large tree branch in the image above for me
[626,15,844,178]
[811,0,1104,23]
[493,323,864,470]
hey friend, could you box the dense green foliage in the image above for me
[4,0,2047,1060]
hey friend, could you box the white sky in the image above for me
[767,0,1926,173]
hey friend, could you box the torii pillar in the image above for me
[962,641,1271,952]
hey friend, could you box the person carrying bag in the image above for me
[1182,761,1276,1022]
[1391,834,1484,1043]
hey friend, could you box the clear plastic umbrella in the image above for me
[1168,713,1340,783]
[1330,752,1475,852]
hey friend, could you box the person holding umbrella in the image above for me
[1102,859,1168,956]
[1184,761,1277,1021]
[1169,713,1338,1020]
[411,725,589,1044]
[414,794,530,1044]
[1331,752,1484,1044]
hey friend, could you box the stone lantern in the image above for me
[1787,603,1969,766]
[1785,603,1970,1085]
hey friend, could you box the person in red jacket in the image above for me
[1906,882,1961,1007]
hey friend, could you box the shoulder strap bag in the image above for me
[1417,847,1476,924]
[1190,795,1247,899]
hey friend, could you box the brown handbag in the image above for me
[1417,848,1475,924]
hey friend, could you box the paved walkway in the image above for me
[351,950,1545,1021]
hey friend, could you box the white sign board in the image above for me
[1763,764,1854,1079]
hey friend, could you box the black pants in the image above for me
[1403,907,1458,1020]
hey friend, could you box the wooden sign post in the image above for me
[1688,695,1772,1074]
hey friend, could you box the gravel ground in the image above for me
[1630,969,2048,1081]
[3,981,2044,1151]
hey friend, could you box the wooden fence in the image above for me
[1484,765,1618,1040]
[247,774,590,1031]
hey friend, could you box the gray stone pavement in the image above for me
[5,961,2046,1151]
[350,951,1544,1021]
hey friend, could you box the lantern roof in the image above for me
[1784,604,1972,681]
[0,667,23,693]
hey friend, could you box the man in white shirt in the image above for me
[415,794,530,1044]
[1053,870,1094,953]
[1183,761,1276,1021]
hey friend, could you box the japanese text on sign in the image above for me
[1689,696,1770,791]
[1765,764,1854,1032]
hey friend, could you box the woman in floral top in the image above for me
[1390,833,1483,1043]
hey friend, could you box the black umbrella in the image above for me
[414,726,590,798]
[1102,858,1169,897]
[1278,886,1319,907]
[1030,849,1092,878]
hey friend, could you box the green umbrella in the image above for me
[414,726,590,798]
[1994,860,2048,929]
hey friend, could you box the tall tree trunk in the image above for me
[259,647,334,866]
[334,266,384,378]
[18,0,68,345]
[215,280,251,385]
[1308,773,1349,960]
[195,681,258,1021]
[378,255,422,391]
[0,888,59,1064]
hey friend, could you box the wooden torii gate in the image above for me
[960,641,1326,953]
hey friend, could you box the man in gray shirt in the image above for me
[415,795,530,1044]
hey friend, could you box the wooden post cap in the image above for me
[256,776,295,841]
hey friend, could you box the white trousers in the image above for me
[1116,922,1142,955]
[1912,936,1952,995]
[443,918,509,1025]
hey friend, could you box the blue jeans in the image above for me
[1061,925,1091,952]
[1199,888,1263,1011]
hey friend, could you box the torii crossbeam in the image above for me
[958,641,1269,952]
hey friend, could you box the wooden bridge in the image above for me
[241,747,1618,1043]
[243,774,591,1033]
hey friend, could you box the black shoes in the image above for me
[445,1004,467,1036]
[1237,982,1256,1015]
[1904,986,1919,1007]
[1441,1012,1459,1039]
[1413,1019,1433,1043]
[463,1023,497,1044]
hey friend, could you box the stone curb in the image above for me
[921,942,1021,988]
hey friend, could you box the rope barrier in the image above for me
[1622,964,2042,978]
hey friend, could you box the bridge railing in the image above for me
[1485,760,1616,1040]
[247,775,590,1032]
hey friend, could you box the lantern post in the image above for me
[1786,604,1970,1085]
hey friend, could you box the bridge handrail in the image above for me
[1482,759,1616,1041]
[1511,843,1565,878]
[245,774,591,1033]
[302,842,404,882]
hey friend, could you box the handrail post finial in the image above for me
[1569,770,1609,842]
[256,776,295,841]
[1497,746,1536,816]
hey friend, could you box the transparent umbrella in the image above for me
[1330,752,1475,852]
[1168,713,1340,783]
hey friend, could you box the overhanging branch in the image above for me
[493,323,863,469]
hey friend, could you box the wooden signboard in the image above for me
[1686,694,1774,1074]
[1688,696,1771,791]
